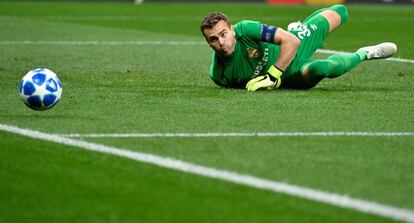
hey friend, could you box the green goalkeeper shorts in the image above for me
[281,14,331,89]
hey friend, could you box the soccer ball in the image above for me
[19,68,63,111]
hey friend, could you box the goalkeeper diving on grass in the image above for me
[200,5,397,91]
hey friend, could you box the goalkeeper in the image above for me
[200,5,397,91]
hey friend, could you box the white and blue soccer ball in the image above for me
[19,68,63,111]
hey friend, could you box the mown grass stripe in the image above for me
[59,132,414,138]
[1,123,414,223]
[0,40,204,45]
[1,40,412,63]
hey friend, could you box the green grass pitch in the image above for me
[0,2,413,222]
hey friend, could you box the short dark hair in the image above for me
[200,12,231,36]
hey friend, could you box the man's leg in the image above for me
[300,4,348,33]
[288,4,347,34]
[299,4,351,86]
[301,52,364,85]
[301,43,397,87]
[285,5,397,89]
[283,5,349,88]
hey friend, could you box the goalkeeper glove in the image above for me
[246,65,283,91]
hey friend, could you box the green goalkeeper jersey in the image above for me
[209,17,328,89]
[210,20,280,88]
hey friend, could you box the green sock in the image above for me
[355,49,367,61]
[304,53,362,79]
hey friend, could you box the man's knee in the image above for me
[319,5,347,32]
[329,4,348,25]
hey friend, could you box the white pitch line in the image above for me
[1,123,414,222]
[0,15,296,21]
[59,131,414,138]
[0,40,204,46]
[317,49,414,64]
[1,40,413,64]
[2,15,412,22]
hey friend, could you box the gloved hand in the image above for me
[246,65,283,91]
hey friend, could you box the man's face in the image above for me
[203,20,236,56]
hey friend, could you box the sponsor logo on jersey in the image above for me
[253,48,269,77]
[247,48,260,58]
